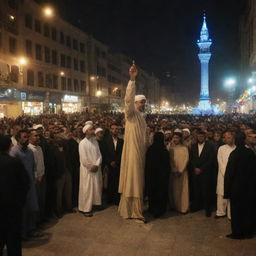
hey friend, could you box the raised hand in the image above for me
[129,61,138,81]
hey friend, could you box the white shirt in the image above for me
[198,142,205,157]
[216,144,236,195]
[11,136,17,146]
[112,136,118,150]
[28,143,45,178]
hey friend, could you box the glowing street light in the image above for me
[96,90,102,97]
[248,78,254,84]
[19,57,27,66]
[224,78,236,88]
[60,71,65,76]
[43,7,54,17]
[90,76,96,81]
[9,15,15,20]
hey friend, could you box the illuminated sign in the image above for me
[63,95,78,102]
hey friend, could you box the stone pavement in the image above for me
[19,206,255,256]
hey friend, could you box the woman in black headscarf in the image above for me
[145,132,171,218]
[224,132,256,239]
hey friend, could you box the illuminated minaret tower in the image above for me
[197,14,212,111]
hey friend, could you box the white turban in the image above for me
[135,95,146,102]
[33,124,44,130]
[82,124,93,134]
[85,121,93,125]
[182,128,190,135]
[95,128,103,134]
[174,128,182,133]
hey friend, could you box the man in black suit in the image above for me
[104,124,124,205]
[0,135,30,256]
[190,130,215,217]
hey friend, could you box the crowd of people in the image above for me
[1,68,256,255]
[1,111,256,255]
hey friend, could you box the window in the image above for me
[80,42,85,53]
[51,27,57,41]
[27,69,34,86]
[25,40,33,58]
[25,14,32,29]
[80,80,86,93]
[52,74,58,89]
[60,31,65,44]
[60,54,66,67]
[44,23,50,37]
[35,19,41,33]
[45,74,52,88]
[73,39,78,50]
[67,78,72,91]
[80,60,85,73]
[74,79,79,92]
[73,58,78,71]
[66,36,71,48]
[52,50,58,65]
[35,44,42,60]
[61,77,66,90]
[44,47,50,63]
[66,56,71,68]
[6,14,17,34]
[10,65,19,83]
[9,37,17,54]
[38,72,44,87]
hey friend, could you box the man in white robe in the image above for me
[118,64,148,223]
[78,123,102,217]
[216,131,236,219]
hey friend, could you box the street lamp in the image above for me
[224,77,236,113]
[18,57,28,75]
[96,90,102,97]
[224,77,236,88]
[60,71,65,76]
[43,7,54,17]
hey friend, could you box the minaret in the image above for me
[197,14,212,111]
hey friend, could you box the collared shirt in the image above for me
[11,136,17,146]
[28,143,45,178]
[112,137,118,151]
[198,142,205,157]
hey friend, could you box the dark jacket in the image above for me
[190,141,215,174]
[0,153,30,214]
[104,135,124,168]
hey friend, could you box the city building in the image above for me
[0,0,90,117]
[0,0,161,117]
[238,0,256,113]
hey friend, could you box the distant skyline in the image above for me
[41,0,244,104]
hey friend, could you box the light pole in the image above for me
[224,77,236,113]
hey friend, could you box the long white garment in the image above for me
[216,144,235,218]
[28,143,45,178]
[216,144,236,195]
[78,136,102,213]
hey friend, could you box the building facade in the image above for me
[0,0,161,117]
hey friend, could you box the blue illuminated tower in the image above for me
[197,14,212,112]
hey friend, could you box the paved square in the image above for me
[21,206,255,256]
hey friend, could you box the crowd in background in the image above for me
[1,112,256,255]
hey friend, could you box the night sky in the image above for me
[41,0,244,104]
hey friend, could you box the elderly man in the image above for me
[118,63,148,223]
[78,123,102,217]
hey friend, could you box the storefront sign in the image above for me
[62,95,79,103]
[25,91,45,102]
[0,88,21,101]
